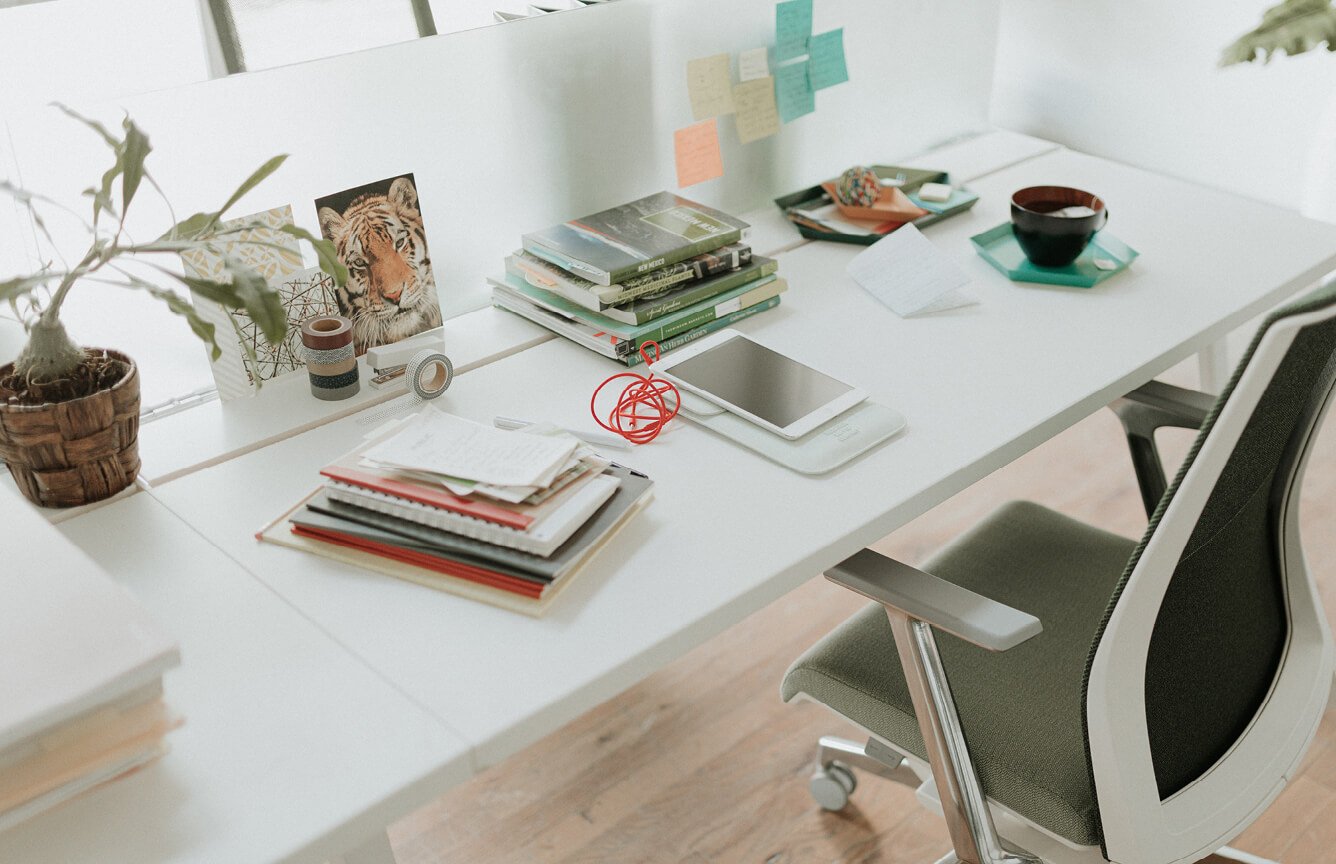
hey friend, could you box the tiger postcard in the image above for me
[315,173,443,355]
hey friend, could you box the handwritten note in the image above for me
[739,46,770,81]
[687,53,735,121]
[775,0,813,62]
[845,224,976,317]
[733,77,781,143]
[776,62,815,123]
[808,28,848,89]
[674,119,725,188]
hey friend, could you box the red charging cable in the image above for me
[589,341,681,445]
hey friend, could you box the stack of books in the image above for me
[491,191,786,365]
[2,496,180,830]
[260,408,654,615]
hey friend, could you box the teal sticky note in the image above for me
[809,28,848,90]
[776,62,815,123]
[775,0,813,62]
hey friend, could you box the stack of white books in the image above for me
[0,491,180,830]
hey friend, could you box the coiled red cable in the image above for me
[589,341,681,445]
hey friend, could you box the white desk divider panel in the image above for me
[0,490,472,864]
[1,0,1000,407]
[148,148,1336,771]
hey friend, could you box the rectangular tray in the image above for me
[970,222,1139,288]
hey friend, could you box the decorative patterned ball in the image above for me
[835,166,882,207]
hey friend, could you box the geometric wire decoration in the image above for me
[232,266,339,383]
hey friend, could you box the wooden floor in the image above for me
[388,359,1336,863]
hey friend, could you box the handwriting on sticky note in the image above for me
[775,0,813,62]
[733,77,780,144]
[674,119,724,188]
[808,28,848,89]
[687,53,735,121]
[739,47,770,82]
[776,62,814,123]
[845,224,974,318]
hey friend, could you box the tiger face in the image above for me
[318,176,442,354]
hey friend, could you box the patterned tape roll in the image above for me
[306,357,356,377]
[405,349,453,402]
[302,343,355,365]
[301,315,353,350]
[309,368,359,390]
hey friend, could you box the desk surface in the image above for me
[148,146,1336,776]
[0,491,473,864]
[10,130,1336,864]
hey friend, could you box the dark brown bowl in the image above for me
[1010,185,1108,268]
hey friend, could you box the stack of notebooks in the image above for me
[260,408,654,615]
[490,191,786,365]
[1,494,180,830]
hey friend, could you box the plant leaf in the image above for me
[0,272,60,303]
[157,211,216,242]
[51,103,120,150]
[116,272,222,361]
[223,258,287,345]
[277,224,348,286]
[120,116,152,213]
[216,154,288,219]
[1221,0,1336,64]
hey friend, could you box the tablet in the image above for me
[654,330,867,439]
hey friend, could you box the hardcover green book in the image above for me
[521,191,750,286]
[507,242,751,313]
[490,271,785,348]
[492,289,781,365]
[600,256,778,325]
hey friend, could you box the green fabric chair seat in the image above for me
[781,501,1136,847]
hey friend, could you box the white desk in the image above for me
[13,131,1335,864]
[149,146,1336,781]
[0,490,473,864]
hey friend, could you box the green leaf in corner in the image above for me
[1221,0,1336,64]
[216,154,288,218]
[120,116,152,213]
[277,224,348,286]
[224,258,288,345]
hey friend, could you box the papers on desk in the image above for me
[846,224,978,317]
[262,409,655,615]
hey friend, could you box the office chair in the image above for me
[782,282,1336,864]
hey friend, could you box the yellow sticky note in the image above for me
[687,53,735,121]
[733,77,780,144]
[674,119,725,188]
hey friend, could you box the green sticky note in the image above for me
[809,28,848,89]
[776,62,815,123]
[775,0,813,62]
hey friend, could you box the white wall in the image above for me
[992,0,1336,214]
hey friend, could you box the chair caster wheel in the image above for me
[810,760,857,811]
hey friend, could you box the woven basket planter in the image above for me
[0,349,140,508]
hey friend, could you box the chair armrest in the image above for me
[825,549,1042,652]
[1108,380,1215,517]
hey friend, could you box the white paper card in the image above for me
[362,407,578,488]
[845,224,974,317]
[738,47,770,81]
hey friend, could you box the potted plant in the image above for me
[0,107,345,508]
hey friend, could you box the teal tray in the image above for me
[970,222,1139,288]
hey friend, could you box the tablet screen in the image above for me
[666,335,853,428]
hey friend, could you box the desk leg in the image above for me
[1198,341,1231,395]
[329,829,396,864]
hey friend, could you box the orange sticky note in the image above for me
[674,118,724,188]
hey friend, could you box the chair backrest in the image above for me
[1084,282,1336,864]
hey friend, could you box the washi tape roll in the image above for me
[405,349,453,402]
[301,315,354,350]
[301,314,359,400]
[301,343,355,366]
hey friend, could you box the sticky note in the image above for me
[674,119,725,188]
[808,28,848,90]
[733,77,781,144]
[687,53,735,121]
[775,0,813,62]
[776,62,814,123]
[739,46,770,82]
